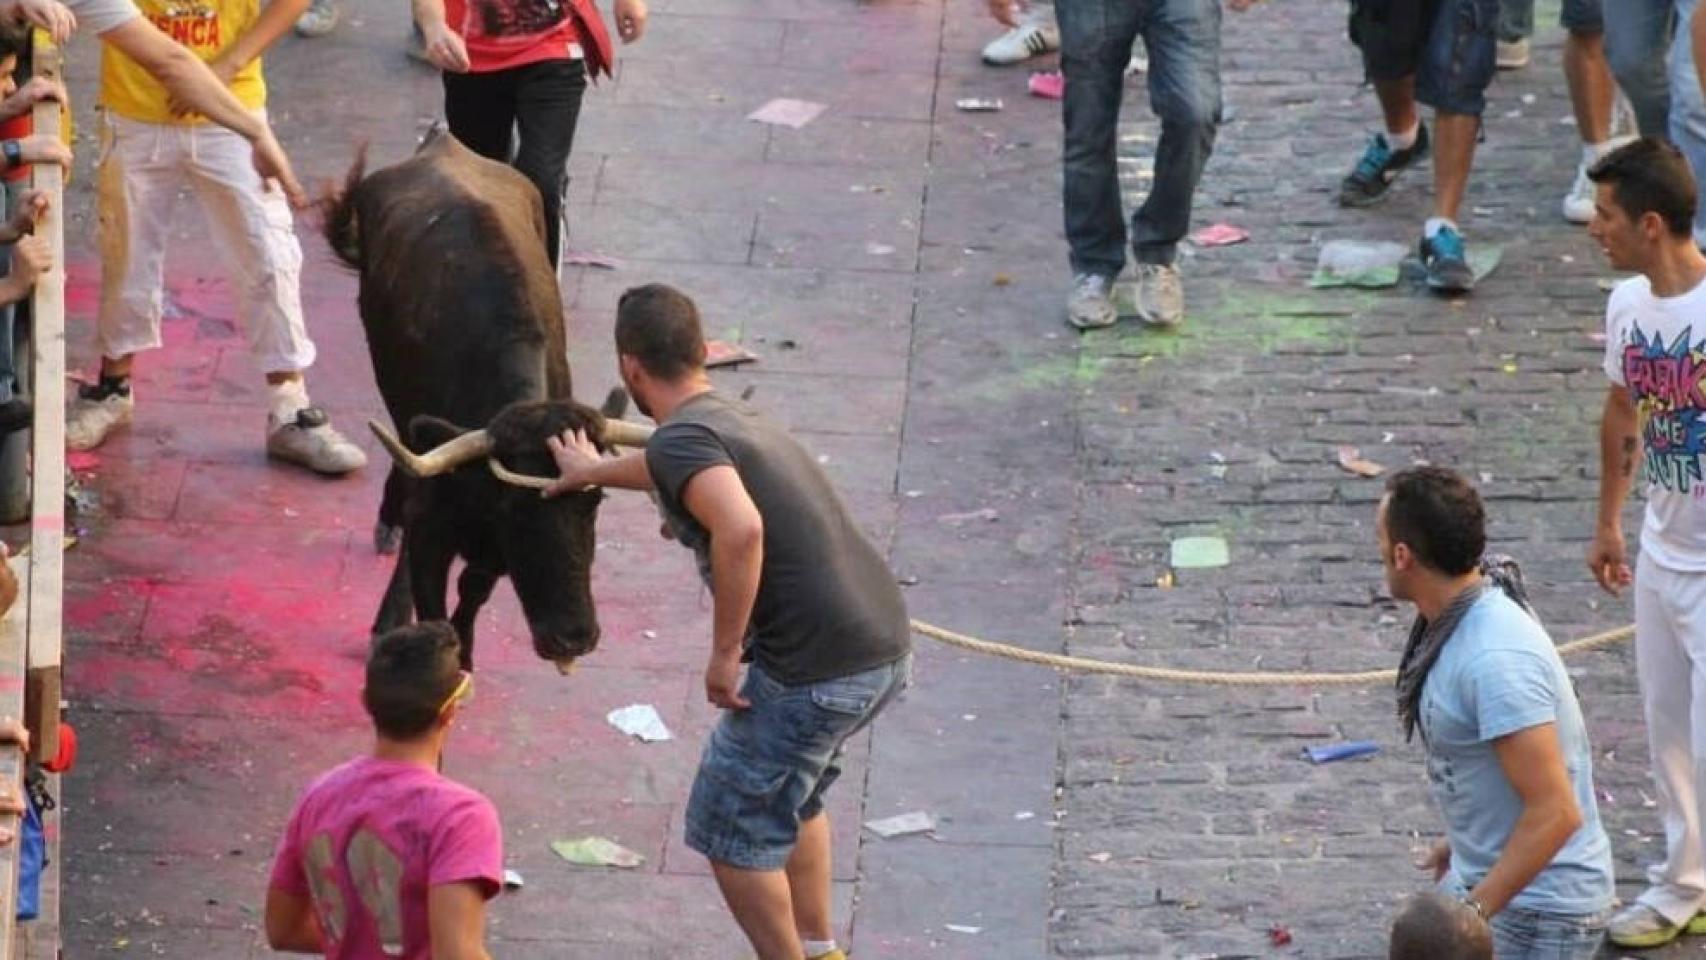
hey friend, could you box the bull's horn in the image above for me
[487,457,557,490]
[601,419,654,448]
[368,420,493,477]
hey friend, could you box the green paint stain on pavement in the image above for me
[1170,536,1230,569]
[1089,287,1368,359]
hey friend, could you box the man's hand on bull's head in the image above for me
[543,428,603,498]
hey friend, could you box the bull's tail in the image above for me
[319,145,369,270]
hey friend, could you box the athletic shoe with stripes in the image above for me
[982,18,1059,66]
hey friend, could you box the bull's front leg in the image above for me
[372,535,415,639]
[450,566,500,671]
[406,529,459,661]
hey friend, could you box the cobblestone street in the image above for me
[44,0,1700,955]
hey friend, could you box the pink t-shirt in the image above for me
[268,756,504,960]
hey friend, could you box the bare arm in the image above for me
[211,0,310,76]
[413,0,471,72]
[263,887,324,954]
[1588,385,1639,594]
[97,19,304,203]
[1695,1,1706,103]
[682,465,763,709]
[1469,723,1585,916]
[427,882,492,960]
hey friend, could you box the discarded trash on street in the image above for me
[606,704,673,743]
[1169,536,1229,570]
[551,836,646,868]
[1028,71,1065,100]
[864,811,936,838]
[705,340,758,368]
[502,869,525,890]
[1189,223,1249,247]
[955,98,1004,112]
[1335,446,1384,478]
[747,98,827,129]
[1310,240,1408,289]
[1302,741,1381,764]
[562,251,622,270]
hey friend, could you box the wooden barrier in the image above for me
[4,29,68,960]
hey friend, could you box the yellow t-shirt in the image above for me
[99,0,266,124]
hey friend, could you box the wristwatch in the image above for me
[2,141,21,171]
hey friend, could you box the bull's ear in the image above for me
[407,415,472,452]
[599,387,630,421]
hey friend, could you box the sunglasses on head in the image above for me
[438,670,474,716]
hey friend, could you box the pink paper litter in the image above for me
[67,451,100,472]
[1190,223,1250,247]
[564,250,623,270]
[1027,72,1065,100]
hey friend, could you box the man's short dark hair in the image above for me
[1589,137,1698,238]
[362,622,463,740]
[1384,466,1486,577]
[0,22,30,62]
[614,283,706,381]
[1389,893,1492,960]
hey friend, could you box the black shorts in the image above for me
[1348,0,1499,115]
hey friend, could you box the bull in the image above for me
[321,129,651,672]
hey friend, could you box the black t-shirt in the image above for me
[646,391,911,684]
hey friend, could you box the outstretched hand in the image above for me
[544,427,602,498]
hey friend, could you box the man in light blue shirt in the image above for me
[1381,466,1614,958]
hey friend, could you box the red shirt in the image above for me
[447,0,583,73]
[0,115,29,184]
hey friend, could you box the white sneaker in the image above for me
[1066,274,1117,330]
[294,0,339,37]
[1562,161,1595,224]
[267,408,367,475]
[1496,38,1529,70]
[982,16,1059,66]
[1133,263,1184,328]
[1126,50,1148,76]
[66,386,134,451]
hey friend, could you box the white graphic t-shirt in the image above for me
[1604,274,1706,571]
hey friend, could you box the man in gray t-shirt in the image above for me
[2,0,303,203]
[546,284,910,960]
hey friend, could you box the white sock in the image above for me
[267,378,312,425]
[1387,122,1420,151]
[802,939,837,958]
[1424,216,1457,239]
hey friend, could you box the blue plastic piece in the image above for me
[1301,740,1381,764]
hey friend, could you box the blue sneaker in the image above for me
[1339,124,1430,207]
[1420,225,1474,294]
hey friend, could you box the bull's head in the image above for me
[371,390,652,668]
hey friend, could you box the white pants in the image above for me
[1635,552,1706,924]
[95,110,315,373]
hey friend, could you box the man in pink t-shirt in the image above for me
[265,622,503,960]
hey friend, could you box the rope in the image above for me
[909,620,1636,687]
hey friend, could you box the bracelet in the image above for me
[1463,897,1488,921]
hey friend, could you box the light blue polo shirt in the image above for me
[1421,591,1614,916]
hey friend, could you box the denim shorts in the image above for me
[684,655,912,870]
[1349,0,1499,115]
[1437,876,1609,959]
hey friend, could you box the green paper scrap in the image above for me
[1170,536,1230,569]
[1310,265,1400,289]
[1467,244,1502,282]
[551,836,645,869]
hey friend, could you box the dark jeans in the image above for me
[443,57,588,264]
[1059,0,1221,275]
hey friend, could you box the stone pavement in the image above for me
[34,0,1696,956]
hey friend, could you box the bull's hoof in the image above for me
[374,523,403,555]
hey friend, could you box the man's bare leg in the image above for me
[787,813,834,948]
[1374,76,1421,136]
[710,861,805,960]
[1564,30,1615,145]
[1432,112,1480,223]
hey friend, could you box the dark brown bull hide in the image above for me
[322,129,619,671]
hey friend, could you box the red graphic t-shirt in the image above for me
[447,0,584,73]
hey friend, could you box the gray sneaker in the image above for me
[267,408,367,475]
[66,383,134,451]
[1066,274,1117,330]
[1133,263,1184,328]
[295,0,339,37]
[1608,903,1687,949]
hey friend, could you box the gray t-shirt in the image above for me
[69,0,142,36]
[646,391,911,685]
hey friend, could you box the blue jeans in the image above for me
[1058,0,1221,274]
[684,655,911,871]
[1602,0,1674,143]
[1489,905,1609,959]
[1497,0,1602,39]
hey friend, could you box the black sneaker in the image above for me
[1339,123,1430,208]
[1420,225,1475,294]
